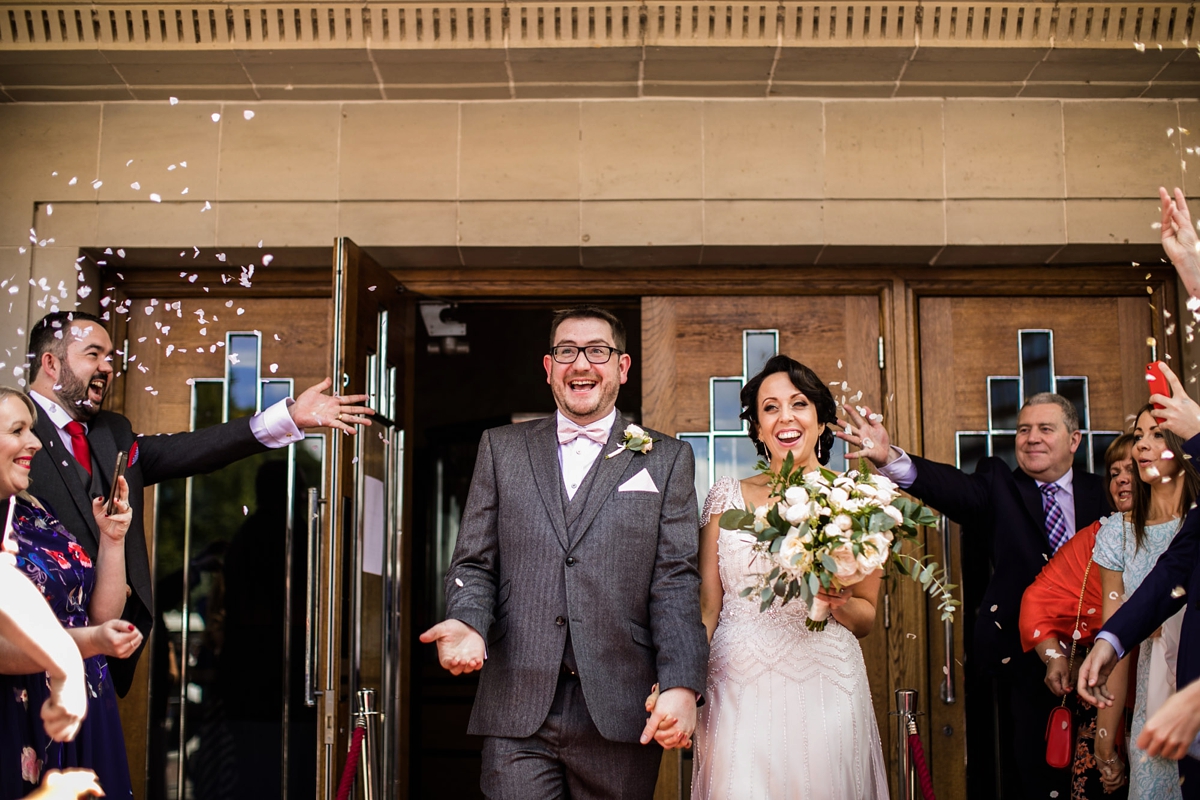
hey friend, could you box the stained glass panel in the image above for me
[956,433,988,474]
[1019,331,1053,399]
[744,331,777,380]
[227,333,260,420]
[1055,377,1089,430]
[712,378,744,432]
[988,377,1020,431]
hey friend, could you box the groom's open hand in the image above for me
[641,687,697,750]
[419,619,486,675]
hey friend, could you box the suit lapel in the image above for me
[568,412,634,551]
[526,416,570,551]
[89,418,118,493]
[33,412,100,543]
[1013,467,1049,542]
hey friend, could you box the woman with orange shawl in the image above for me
[1021,433,1134,798]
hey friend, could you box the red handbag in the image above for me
[1045,558,1092,769]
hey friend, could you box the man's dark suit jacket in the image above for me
[29,405,270,695]
[908,455,1108,673]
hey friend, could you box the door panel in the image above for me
[325,239,415,798]
[917,295,1156,800]
[118,296,331,800]
[641,294,892,797]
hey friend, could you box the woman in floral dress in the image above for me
[0,387,143,798]
[1092,404,1200,798]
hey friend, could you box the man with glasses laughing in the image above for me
[421,305,709,799]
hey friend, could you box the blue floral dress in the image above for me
[1093,513,1184,800]
[0,498,132,799]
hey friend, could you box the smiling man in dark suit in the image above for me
[23,310,373,696]
[421,306,708,799]
[844,393,1108,800]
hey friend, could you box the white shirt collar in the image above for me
[555,408,617,435]
[28,390,79,433]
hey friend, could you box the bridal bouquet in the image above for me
[719,453,959,631]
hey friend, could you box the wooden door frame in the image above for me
[99,255,1180,800]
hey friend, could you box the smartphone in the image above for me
[105,451,127,515]
[1147,362,1170,423]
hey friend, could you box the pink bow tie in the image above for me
[557,420,609,445]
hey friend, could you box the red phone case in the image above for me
[1147,362,1169,421]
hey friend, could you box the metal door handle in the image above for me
[305,487,322,707]
[939,516,956,704]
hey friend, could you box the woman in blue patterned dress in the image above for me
[1092,403,1200,798]
[0,386,143,798]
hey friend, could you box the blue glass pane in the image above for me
[193,380,223,430]
[680,435,710,511]
[1092,433,1119,475]
[226,333,259,420]
[714,436,759,483]
[744,332,777,380]
[1020,331,1053,399]
[712,378,744,432]
[826,437,847,473]
[988,377,1020,432]
[1056,377,1089,431]
[261,379,291,410]
[957,433,988,474]
[992,434,1017,471]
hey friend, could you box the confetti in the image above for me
[1001,657,1011,664]
[455,578,464,587]
[906,632,917,639]
[1134,41,1146,51]
[45,204,53,216]
[149,193,162,203]
[270,363,278,373]
[1172,585,1187,598]
[211,113,221,122]
[169,96,179,105]
[243,505,249,515]
[244,110,255,120]
[990,604,998,612]
[1034,628,1041,638]
[131,182,140,191]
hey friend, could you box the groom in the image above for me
[420,305,709,798]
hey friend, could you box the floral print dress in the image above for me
[0,498,132,799]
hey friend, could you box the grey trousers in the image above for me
[480,673,663,800]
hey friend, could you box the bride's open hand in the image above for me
[837,405,893,468]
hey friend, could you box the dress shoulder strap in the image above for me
[701,476,743,527]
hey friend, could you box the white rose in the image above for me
[642,439,653,452]
[834,513,853,532]
[829,487,850,506]
[840,498,863,515]
[822,522,844,540]
[830,544,861,580]
[870,473,897,494]
[784,486,810,507]
[858,532,893,571]
[625,423,645,437]
[882,504,905,527]
[780,529,813,570]
[753,504,770,533]
[834,476,855,490]
[855,482,878,500]
[784,503,810,525]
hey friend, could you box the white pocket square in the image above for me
[618,468,659,493]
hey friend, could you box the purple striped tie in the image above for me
[1041,483,1070,552]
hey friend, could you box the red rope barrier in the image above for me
[908,731,937,800]
[335,725,367,800]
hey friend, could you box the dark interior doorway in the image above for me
[408,301,642,797]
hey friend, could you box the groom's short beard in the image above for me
[551,379,619,421]
[56,366,104,422]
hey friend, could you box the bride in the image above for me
[691,354,890,799]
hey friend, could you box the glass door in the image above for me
[320,239,414,798]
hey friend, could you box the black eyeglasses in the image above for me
[549,345,623,364]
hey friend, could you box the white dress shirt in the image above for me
[29,389,303,454]
[556,409,616,500]
[878,446,1077,535]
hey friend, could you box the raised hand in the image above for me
[1160,187,1200,299]
[640,686,696,750]
[837,405,894,468]
[289,378,374,435]
[1147,360,1200,441]
[1077,638,1120,707]
[88,619,143,660]
[91,476,131,545]
[419,619,486,675]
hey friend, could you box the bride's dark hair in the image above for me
[739,355,837,466]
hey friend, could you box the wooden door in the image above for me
[641,294,902,797]
[324,239,416,798]
[916,294,1164,800]
[114,291,332,800]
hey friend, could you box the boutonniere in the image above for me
[606,424,657,459]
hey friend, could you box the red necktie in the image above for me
[65,420,92,476]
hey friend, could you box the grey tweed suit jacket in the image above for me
[445,411,709,743]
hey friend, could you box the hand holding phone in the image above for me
[104,452,127,516]
[1147,362,1170,423]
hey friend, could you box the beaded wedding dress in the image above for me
[691,477,889,800]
